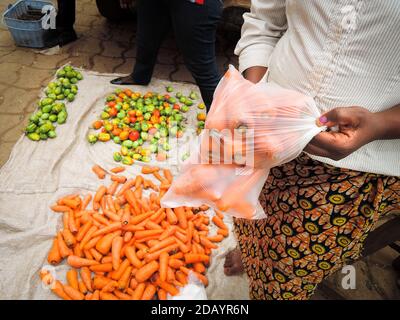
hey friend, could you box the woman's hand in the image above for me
[304,106,387,161]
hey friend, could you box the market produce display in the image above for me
[87,87,205,165]
[40,164,228,300]
[25,65,83,141]
[162,66,324,219]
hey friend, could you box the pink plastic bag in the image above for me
[162,66,324,219]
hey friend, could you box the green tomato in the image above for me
[76,72,83,80]
[104,123,113,132]
[175,114,183,122]
[133,153,142,160]
[189,91,198,100]
[39,122,54,134]
[49,114,58,122]
[113,152,122,162]
[160,128,168,137]
[39,133,48,140]
[166,85,173,92]
[41,98,53,107]
[117,111,126,119]
[71,87,78,95]
[144,113,151,121]
[54,87,62,95]
[141,123,149,132]
[27,132,40,141]
[57,114,67,124]
[197,121,205,128]
[185,99,193,106]
[106,95,116,102]
[57,70,66,78]
[63,65,73,72]
[63,88,71,96]
[48,82,56,89]
[149,144,158,153]
[87,134,98,144]
[29,114,40,124]
[122,156,133,165]
[168,97,176,104]
[70,77,78,84]
[41,113,50,120]
[57,94,65,100]
[122,140,134,149]
[146,105,155,113]
[26,123,37,133]
[181,105,189,112]
[113,136,121,144]
[48,130,57,138]
[179,97,186,104]
[42,105,52,113]
[101,112,110,120]
[162,142,171,151]
[141,156,151,163]
[137,138,144,146]
[67,93,75,102]
[132,141,139,149]
[176,92,182,98]
[140,132,148,140]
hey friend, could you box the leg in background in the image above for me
[56,0,77,46]
[170,0,223,109]
[111,0,171,85]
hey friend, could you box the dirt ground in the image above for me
[0,0,398,300]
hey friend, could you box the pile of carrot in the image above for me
[40,164,228,300]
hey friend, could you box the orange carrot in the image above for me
[163,169,173,184]
[47,238,61,265]
[90,263,113,272]
[114,290,132,300]
[121,210,130,225]
[200,236,218,249]
[78,281,88,294]
[135,175,144,188]
[76,220,93,242]
[141,284,157,300]
[148,238,176,253]
[92,165,106,179]
[83,235,101,251]
[193,262,206,274]
[81,194,92,210]
[125,246,143,268]
[100,291,119,300]
[117,266,132,290]
[174,207,187,229]
[111,258,130,281]
[96,232,117,255]
[111,175,127,184]
[132,283,146,300]
[135,261,159,282]
[66,269,79,290]
[63,285,85,300]
[168,259,184,269]
[57,232,72,258]
[184,253,210,264]
[156,280,179,296]
[135,229,164,239]
[94,185,107,203]
[67,255,98,268]
[217,228,229,237]
[50,205,71,213]
[112,236,123,270]
[107,181,119,196]
[141,165,159,174]
[212,215,227,230]
[166,208,178,225]
[159,252,169,282]
[104,209,120,222]
[79,226,98,249]
[207,234,224,242]
[51,280,71,300]
[91,222,122,238]
[80,267,93,292]
[110,166,125,174]
[93,275,111,290]
[158,288,167,300]
[144,244,179,262]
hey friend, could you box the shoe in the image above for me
[110,75,149,85]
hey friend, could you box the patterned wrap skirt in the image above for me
[234,153,400,300]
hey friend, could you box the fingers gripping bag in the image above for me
[162,65,325,219]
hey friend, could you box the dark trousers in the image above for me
[56,0,75,31]
[133,0,223,108]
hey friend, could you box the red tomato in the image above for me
[173,104,180,110]
[108,101,116,108]
[128,110,136,117]
[109,108,118,117]
[153,109,160,117]
[129,130,140,141]
[129,116,137,123]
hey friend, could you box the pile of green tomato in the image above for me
[25,65,83,141]
[87,86,201,165]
